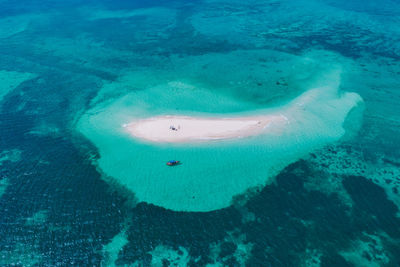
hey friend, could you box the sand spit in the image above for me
[124,115,286,143]
[124,79,361,145]
[77,66,364,211]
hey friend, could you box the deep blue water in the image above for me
[1,0,400,266]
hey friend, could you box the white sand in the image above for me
[78,66,364,211]
[125,115,285,143]
[124,70,362,145]
[123,74,362,144]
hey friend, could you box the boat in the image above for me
[166,160,180,166]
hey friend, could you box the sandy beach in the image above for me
[123,78,361,144]
[78,65,363,211]
[124,115,286,143]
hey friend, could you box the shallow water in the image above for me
[77,66,362,211]
[1,0,400,265]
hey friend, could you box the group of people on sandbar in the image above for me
[169,125,180,131]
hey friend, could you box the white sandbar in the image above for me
[77,67,364,211]
[125,115,284,143]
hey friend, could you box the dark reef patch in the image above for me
[343,175,400,238]
[111,160,400,266]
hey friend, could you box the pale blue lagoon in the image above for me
[0,0,400,266]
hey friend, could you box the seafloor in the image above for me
[1,0,400,266]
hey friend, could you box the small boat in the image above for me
[166,160,180,166]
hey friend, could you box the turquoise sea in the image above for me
[1,0,400,266]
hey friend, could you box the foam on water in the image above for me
[77,51,363,211]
